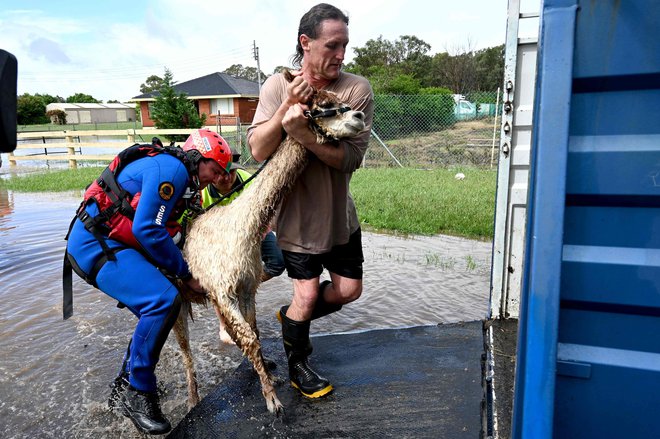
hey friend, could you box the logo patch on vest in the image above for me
[159,182,175,201]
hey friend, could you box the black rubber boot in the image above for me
[280,310,333,398]
[108,372,129,409]
[120,385,171,435]
[277,280,343,322]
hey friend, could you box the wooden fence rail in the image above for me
[10,128,237,169]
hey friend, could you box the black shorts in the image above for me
[282,228,364,280]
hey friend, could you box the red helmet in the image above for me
[182,129,232,173]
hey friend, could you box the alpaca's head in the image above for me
[283,70,366,143]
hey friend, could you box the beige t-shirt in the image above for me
[247,71,374,253]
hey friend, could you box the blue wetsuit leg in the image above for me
[95,248,181,393]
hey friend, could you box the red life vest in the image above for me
[77,143,199,250]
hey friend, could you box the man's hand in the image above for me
[285,71,314,106]
[282,103,312,141]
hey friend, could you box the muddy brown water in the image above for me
[0,189,492,438]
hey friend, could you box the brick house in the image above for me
[130,72,260,127]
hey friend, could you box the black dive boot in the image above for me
[108,372,129,409]
[120,385,171,435]
[280,310,333,398]
[278,280,343,322]
[109,340,132,409]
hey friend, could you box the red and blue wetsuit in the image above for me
[66,150,194,393]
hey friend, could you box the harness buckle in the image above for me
[78,210,90,223]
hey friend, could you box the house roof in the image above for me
[46,103,135,111]
[130,72,260,101]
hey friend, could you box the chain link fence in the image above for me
[234,91,501,170]
[13,91,501,170]
[366,91,501,169]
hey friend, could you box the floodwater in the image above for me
[0,188,492,438]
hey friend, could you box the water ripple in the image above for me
[0,189,492,436]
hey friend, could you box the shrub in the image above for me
[46,109,67,125]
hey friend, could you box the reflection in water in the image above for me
[0,191,492,437]
[0,188,14,232]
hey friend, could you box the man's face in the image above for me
[212,169,238,195]
[197,159,225,190]
[303,19,349,80]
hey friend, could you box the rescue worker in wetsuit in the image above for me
[64,129,232,435]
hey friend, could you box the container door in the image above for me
[514,1,660,437]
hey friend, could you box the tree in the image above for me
[40,94,65,105]
[474,45,505,91]
[66,93,100,103]
[272,66,289,75]
[149,68,206,139]
[17,93,49,125]
[347,36,503,94]
[140,75,164,94]
[348,35,396,76]
[222,64,266,82]
[428,41,479,95]
[347,35,432,78]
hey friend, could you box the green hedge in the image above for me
[373,93,456,140]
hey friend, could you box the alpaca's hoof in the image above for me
[266,395,284,415]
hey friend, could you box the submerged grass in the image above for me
[0,166,496,240]
[0,167,103,192]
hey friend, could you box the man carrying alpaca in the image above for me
[247,3,374,398]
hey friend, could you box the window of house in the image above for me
[210,98,234,116]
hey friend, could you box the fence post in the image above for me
[65,132,77,169]
[370,129,404,168]
[128,129,135,144]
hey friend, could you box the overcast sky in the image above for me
[2,0,536,102]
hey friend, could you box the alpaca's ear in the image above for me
[283,69,294,82]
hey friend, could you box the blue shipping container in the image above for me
[513,0,660,438]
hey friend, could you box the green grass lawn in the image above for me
[351,167,496,239]
[0,166,496,240]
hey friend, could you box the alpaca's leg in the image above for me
[217,296,283,414]
[173,301,200,409]
[236,284,279,374]
[213,302,236,345]
[240,283,258,335]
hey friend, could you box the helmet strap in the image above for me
[184,150,202,190]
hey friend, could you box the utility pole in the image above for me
[252,40,262,94]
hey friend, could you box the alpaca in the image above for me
[174,73,366,413]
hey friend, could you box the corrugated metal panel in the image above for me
[555,0,660,437]
[514,0,660,437]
